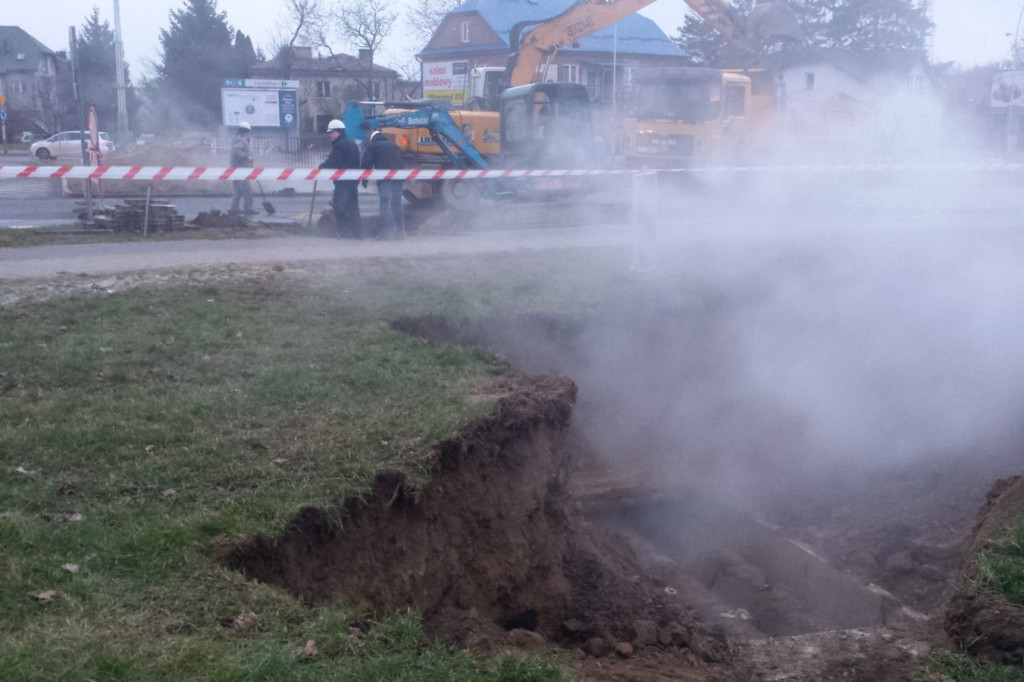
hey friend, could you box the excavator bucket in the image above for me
[747,1,804,47]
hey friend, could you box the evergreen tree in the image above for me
[77,7,135,133]
[673,0,933,67]
[823,0,932,52]
[234,31,257,69]
[157,0,238,124]
[672,0,757,66]
[787,0,834,48]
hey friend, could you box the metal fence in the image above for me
[213,135,331,169]
[253,136,331,168]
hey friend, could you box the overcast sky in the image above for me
[6,0,1024,77]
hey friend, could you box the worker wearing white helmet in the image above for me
[229,121,256,215]
[318,118,363,238]
[361,130,406,240]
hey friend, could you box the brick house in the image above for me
[250,46,399,136]
[0,26,73,137]
[417,0,689,105]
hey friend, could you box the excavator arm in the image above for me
[507,0,659,87]
[507,0,801,87]
[342,103,490,169]
[683,0,744,41]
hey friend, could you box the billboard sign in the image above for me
[221,79,300,127]
[992,70,1024,108]
[422,61,469,105]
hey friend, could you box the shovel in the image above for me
[307,180,318,229]
[256,180,276,215]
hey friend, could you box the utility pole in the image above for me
[113,0,130,142]
[69,26,96,227]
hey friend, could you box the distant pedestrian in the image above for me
[229,121,257,216]
[361,131,406,239]
[318,119,362,238]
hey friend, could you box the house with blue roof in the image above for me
[418,0,688,105]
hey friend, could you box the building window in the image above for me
[461,21,470,43]
[316,80,331,99]
[12,79,25,94]
[314,114,334,134]
[805,72,815,90]
[725,83,746,117]
[562,64,579,84]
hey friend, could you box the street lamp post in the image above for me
[1014,4,1024,66]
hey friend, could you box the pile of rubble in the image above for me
[191,210,254,228]
[82,199,185,233]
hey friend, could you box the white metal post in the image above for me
[631,171,658,272]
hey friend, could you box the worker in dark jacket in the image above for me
[318,118,362,238]
[361,131,406,239]
[229,121,256,215]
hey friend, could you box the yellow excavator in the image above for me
[382,1,800,204]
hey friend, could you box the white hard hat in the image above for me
[238,121,252,131]
[327,119,346,132]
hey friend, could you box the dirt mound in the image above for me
[227,372,727,667]
[945,476,1024,663]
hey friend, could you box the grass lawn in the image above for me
[7,241,1020,681]
[0,251,634,681]
[919,652,1024,682]
[921,514,1024,681]
[976,515,1024,607]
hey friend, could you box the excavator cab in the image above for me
[499,83,596,169]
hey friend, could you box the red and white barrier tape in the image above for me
[0,165,630,182]
[0,162,1020,181]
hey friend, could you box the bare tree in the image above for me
[270,0,327,77]
[405,0,463,46]
[276,0,396,99]
[333,0,397,99]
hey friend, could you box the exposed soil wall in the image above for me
[946,476,1024,663]
[228,372,727,665]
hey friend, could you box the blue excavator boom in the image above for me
[341,103,489,170]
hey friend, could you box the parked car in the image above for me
[20,132,47,144]
[29,131,114,160]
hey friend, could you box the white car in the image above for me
[30,131,114,160]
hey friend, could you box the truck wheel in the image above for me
[439,179,482,212]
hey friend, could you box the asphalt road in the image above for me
[2,164,1023,281]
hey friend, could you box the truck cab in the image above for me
[622,68,754,167]
[499,82,598,170]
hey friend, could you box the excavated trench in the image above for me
[228,312,1023,675]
